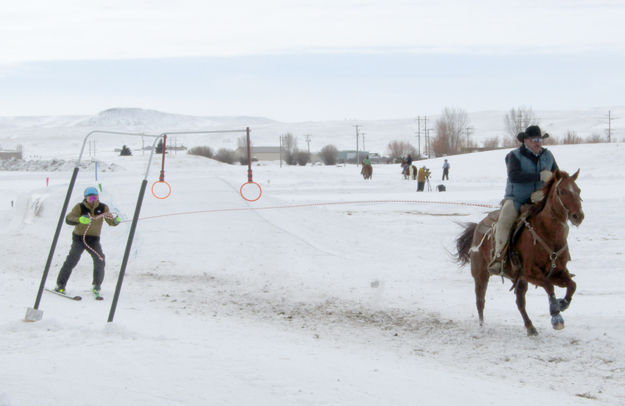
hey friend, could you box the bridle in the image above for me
[522,178,571,278]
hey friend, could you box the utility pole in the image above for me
[353,125,361,166]
[279,135,283,168]
[416,116,421,158]
[608,110,612,143]
[465,126,473,152]
[305,134,311,154]
[423,116,428,157]
[361,132,366,151]
[425,128,433,158]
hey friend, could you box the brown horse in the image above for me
[455,169,584,335]
[361,164,373,180]
[400,160,417,180]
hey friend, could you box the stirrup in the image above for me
[487,256,504,276]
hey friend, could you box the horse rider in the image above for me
[362,155,372,166]
[487,125,559,275]
[402,153,413,174]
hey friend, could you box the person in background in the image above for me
[402,153,413,175]
[487,125,558,275]
[54,187,121,298]
[417,166,431,191]
[362,155,371,166]
[442,159,450,180]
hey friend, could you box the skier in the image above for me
[54,187,121,298]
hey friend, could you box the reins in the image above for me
[522,178,569,278]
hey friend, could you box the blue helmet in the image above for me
[84,186,99,197]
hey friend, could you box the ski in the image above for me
[45,288,82,301]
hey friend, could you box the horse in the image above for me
[400,159,417,180]
[455,169,584,336]
[361,164,373,180]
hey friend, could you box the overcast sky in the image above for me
[2,0,625,121]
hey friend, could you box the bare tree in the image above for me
[282,133,298,165]
[504,106,537,145]
[482,136,500,150]
[432,107,470,156]
[586,133,605,143]
[386,140,417,161]
[561,130,583,144]
[319,144,339,165]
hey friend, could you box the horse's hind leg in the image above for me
[472,263,488,326]
[515,280,538,336]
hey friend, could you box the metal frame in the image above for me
[26,128,252,323]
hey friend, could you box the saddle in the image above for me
[479,206,531,280]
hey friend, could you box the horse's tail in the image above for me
[455,222,477,266]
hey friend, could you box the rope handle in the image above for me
[82,212,117,261]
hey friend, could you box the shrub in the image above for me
[214,148,236,164]
[188,146,214,158]
[319,145,338,165]
[120,145,132,156]
[296,151,311,166]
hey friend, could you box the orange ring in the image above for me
[240,181,262,202]
[151,180,172,199]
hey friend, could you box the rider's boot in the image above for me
[488,200,518,276]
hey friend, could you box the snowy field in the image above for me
[1,132,624,405]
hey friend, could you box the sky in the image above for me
[2,0,625,121]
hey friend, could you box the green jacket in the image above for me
[362,158,371,165]
[65,199,118,237]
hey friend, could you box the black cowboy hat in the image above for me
[517,125,550,142]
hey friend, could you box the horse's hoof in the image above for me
[551,314,565,330]
[526,326,538,336]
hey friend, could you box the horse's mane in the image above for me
[526,169,569,217]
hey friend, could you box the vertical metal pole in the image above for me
[32,167,79,309]
[159,135,167,181]
[108,179,148,322]
[246,127,252,182]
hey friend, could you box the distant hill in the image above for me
[0,107,623,155]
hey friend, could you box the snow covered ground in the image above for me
[1,130,624,405]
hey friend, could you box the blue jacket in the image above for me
[504,145,558,211]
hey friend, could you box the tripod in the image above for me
[426,176,432,191]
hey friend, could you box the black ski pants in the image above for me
[56,233,105,290]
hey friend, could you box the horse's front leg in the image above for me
[544,283,566,330]
[554,271,576,312]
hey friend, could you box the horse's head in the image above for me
[551,169,584,226]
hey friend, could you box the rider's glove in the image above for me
[530,190,545,203]
[540,170,553,183]
[79,216,91,225]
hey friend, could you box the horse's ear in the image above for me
[571,168,580,181]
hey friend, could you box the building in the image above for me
[0,145,23,160]
[337,150,370,164]
[237,146,282,161]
